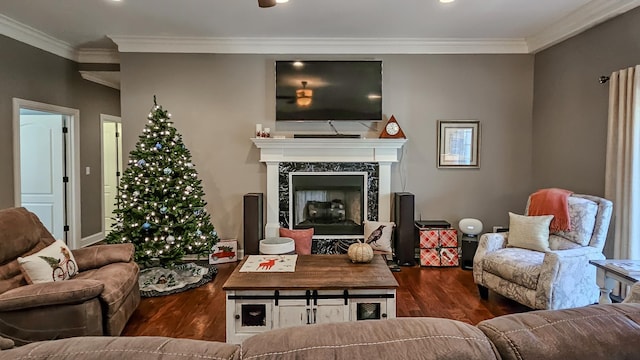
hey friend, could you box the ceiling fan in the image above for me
[258,0,289,8]
[276,81,313,106]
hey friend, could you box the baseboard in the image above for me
[79,232,103,248]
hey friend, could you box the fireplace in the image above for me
[251,138,406,253]
[290,173,366,235]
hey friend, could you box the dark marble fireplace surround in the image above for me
[279,162,379,254]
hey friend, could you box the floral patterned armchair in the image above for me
[473,194,613,310]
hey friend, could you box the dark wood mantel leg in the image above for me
[478,285,489,300]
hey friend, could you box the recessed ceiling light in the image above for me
[440,0,455,3]
[276,0,289,3]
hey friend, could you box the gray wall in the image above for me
[0,35,120,237]
[532,7,640,195]
[120,53,534,247]
[532,7,640,257]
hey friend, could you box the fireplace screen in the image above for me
[291,174,365,235]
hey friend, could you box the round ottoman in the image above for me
[259,237,295,255]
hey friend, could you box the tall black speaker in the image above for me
[243,193,264,256]
[393,192,415,266]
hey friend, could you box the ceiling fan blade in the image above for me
[258,0,276,8]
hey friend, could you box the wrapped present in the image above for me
[416,226,459,267]
[210,240,238,264]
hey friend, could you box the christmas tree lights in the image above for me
[106,97,219,267]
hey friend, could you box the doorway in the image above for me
[12,98,81,248]
[101,114,123,236]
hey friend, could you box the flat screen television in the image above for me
[275,60,382,121]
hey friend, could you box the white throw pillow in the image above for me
[507,212,554,252]
[363,221,395,253]
[18,239,78,284]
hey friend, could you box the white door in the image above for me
[20,113,65,240]
[102,117,122,234]
[276,300,309,328]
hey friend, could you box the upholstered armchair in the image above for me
[473,194,613,310]
[0,207,141,345]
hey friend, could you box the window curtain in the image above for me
[604,65,640,259]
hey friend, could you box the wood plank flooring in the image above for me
[122,262,530,342]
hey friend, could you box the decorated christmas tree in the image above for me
[106,97,219,267]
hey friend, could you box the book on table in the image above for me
[604,261,640,275]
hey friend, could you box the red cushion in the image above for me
[279,228,314,255]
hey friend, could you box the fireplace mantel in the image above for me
[251,138,407,163]
[251,137,407,238]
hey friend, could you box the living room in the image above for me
[1,1,640,358]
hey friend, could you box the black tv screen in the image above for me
[275,60,382,121]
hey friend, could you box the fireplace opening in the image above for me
[290,173,365,235]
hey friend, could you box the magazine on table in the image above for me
[605,261,640,275]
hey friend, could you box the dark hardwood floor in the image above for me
[122,262,530,342]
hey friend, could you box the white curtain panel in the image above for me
[605,65,640,259]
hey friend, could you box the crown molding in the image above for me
[77,48,120,64]
[0,13,76,61]
[109,35,529,54]
[527,0,640,53]
[79,71,120,90]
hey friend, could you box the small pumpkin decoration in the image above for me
[348,240,374,263]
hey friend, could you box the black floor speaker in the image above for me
[393,192,415,266]
[461,234,479,270]
[243,193,264,256]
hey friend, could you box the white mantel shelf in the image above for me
[252,137,407,238]
[251,138,407,163]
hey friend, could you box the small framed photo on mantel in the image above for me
[437,120,480,169]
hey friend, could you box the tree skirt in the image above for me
[139,262,217,297]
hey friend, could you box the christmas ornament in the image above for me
[166,235,176,244]
[155,142,162,150]
[160,206,168,214]
[133,191,140,197]
[185,186,193,193]
[163,167,173,175]
[142,222,151,230]
[185,162,193,168]
[137,159,146,167]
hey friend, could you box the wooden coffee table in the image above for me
[223,254,398,343]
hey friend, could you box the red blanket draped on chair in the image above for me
[527,188,573,232]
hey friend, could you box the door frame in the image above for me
[12,98,82,249]
[100,114,122,238]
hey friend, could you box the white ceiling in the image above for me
[1,0,639,60]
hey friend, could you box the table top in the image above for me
[589,260,640,283]
[223,254,399,291]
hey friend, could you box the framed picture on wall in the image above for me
[437,120,480,169]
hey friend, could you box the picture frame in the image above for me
[437,120,480,168]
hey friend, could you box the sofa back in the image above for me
[0,207,55,294]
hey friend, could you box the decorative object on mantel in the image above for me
[348,240,374,263]
[379,115,406,139]
[437,120,480,168]
[255,124,271,138]
[139,262,217,297]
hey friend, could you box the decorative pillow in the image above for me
[17,240,78,284]
[507,212,553,252]
[279,228,314,255]
[550,196,598,246]
[363,221,395,253]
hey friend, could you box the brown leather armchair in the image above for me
[0,207,140,345]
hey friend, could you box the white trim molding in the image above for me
[109,35,529,54]
[527,0,640,53]
[80,232,104,248]
[77,48,120,64]
[80,71,120,90]
[0,13,76,61]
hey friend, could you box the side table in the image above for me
[589,260,640,304]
